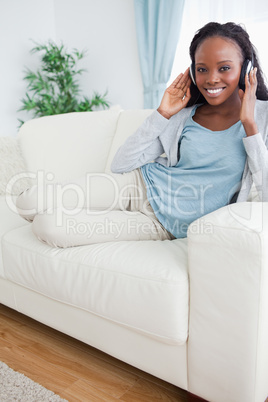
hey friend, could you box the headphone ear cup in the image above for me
[190,63,196,85]
[239,59,253,90]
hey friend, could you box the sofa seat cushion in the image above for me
[2,225,189,345]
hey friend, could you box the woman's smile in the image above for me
[205,87,226,96]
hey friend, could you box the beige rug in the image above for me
[0,361,68,401]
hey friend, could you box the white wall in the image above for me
[0,0,143,137]
[54,0,143,113]
[0,0,56,136]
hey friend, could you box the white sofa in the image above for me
[0,108,268,402]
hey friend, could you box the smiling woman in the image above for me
[186,22,268,136]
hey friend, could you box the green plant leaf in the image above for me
[18,41,109,123]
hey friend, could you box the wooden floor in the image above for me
[0,304,204,401]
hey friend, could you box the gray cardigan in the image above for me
[111,100,268,202]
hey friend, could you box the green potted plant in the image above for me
[19,41,109,125]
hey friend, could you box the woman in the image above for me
[17,22,268,247]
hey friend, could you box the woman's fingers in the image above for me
[239,67,257,133]
[251,67,258,88]
[171,73,183,87]
[183,87,191,104]
[177,68,191,89]
[171,68,190,88]
[245,67,257,92]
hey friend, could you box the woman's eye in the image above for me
[220,66,230,72]
[197,67,206,73]
[196,66,231,73]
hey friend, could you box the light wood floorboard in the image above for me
[0,304,204,401]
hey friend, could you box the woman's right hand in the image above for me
[157,68,191,119]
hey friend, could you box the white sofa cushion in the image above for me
[18,109,121,182]
[0,137,31,196]
[0,197,28,278]
[2,225,189,345]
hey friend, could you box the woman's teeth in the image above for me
[206,88,223,94]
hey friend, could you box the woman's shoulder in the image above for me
[255,100,268,137]
[255,99,268,122]
[256,99,268,112]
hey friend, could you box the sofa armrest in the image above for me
[187,202,268,402]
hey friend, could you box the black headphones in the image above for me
[189,58,253,91]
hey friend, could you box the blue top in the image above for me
[141,106,247,238]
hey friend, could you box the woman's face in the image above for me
[194,36,243,106]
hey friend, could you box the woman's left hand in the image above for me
[239,67,258,136]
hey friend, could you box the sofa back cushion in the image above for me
[18,109,121,182]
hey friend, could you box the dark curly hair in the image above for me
[187,22,268,107]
